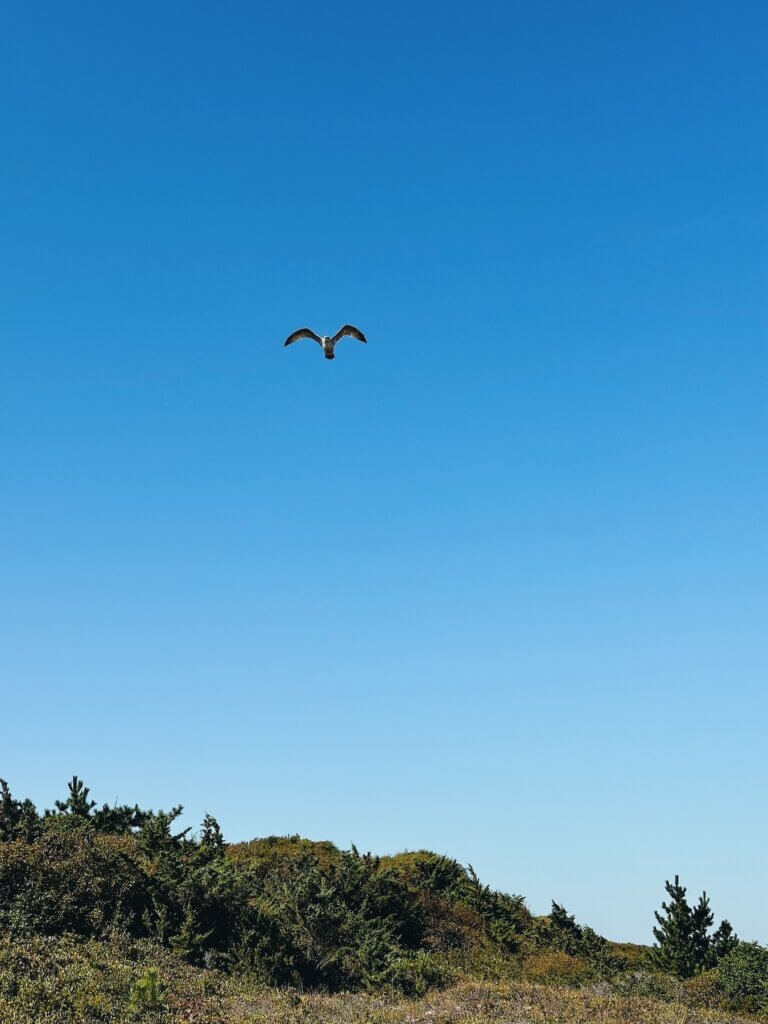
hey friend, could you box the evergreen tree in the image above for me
[651,875,736,977]
[551,902,581,938]
[0,778,40,841]
[200,813,224,854]
[466,865,528,953]
[690,889,715,968]
[544,901,607,961]
[652,875,697,977]
[53,775,96,817]
[138,805,190,854]
[1,778,23,840]
[709,918,739,965]
[92,801,148,834]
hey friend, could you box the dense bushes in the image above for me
[717,943,768,1013]
[4,933,760,1024]
[681,968,726,1010]
[1,775,764,1012]
[230,847,432,990]
[0,830,150,937]
[0,777,529,994]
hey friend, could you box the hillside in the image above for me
[0,777,765,1023]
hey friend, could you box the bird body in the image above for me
[283,324,367,359]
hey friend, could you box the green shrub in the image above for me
[129,967,164,1011]
[384,951,448,996]
[681,967,725,1009]
[522,950,593,985]
[0,775,637,1001]
[603,943,647,971]
[718,942,768,1013]
[0,832,151,937]
[526,902,610,970]
[0,934,134,1022]
[607,967,680,1001]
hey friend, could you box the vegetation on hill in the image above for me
[0,776,765,1023]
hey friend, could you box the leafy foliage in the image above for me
[0,775,751,1014]
[129,967,164,1011]
[717,942,768,1013]
[0,779,39,842]
[529,901,608,961]
[0,778,525,993]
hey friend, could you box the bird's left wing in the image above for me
[284,327,322,347]
[331,324,367,344]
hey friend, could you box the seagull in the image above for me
[283,324,367,360]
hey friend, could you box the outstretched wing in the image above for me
[331,324,367,345]
[284,327,322,347]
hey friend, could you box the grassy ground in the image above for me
[221,984,755,1024]
[0,935,757,1024]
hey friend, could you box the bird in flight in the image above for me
[283,324,367,360]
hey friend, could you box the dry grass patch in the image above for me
[216,980,758,1024]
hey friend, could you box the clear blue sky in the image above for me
[1,2,766,944]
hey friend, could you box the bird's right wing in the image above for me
[284,327,322,347]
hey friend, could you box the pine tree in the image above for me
[546,901,607,960]
[690,890,715,969]
[551,902,580,937]
[548,902,582,954]
[652,876,697,977]
[651,875,737,977]
[0,779,21,840]
[200,813,224,853]
[138,805,190,854]
[0,780,40,842]
[0,779,35,840]
[92,801,148,834]
[709,918,739,966]
[54,775,96,817]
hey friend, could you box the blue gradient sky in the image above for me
[1,2,766,943]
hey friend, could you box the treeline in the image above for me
[1,776,766,1008]
[0,775,531,993]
